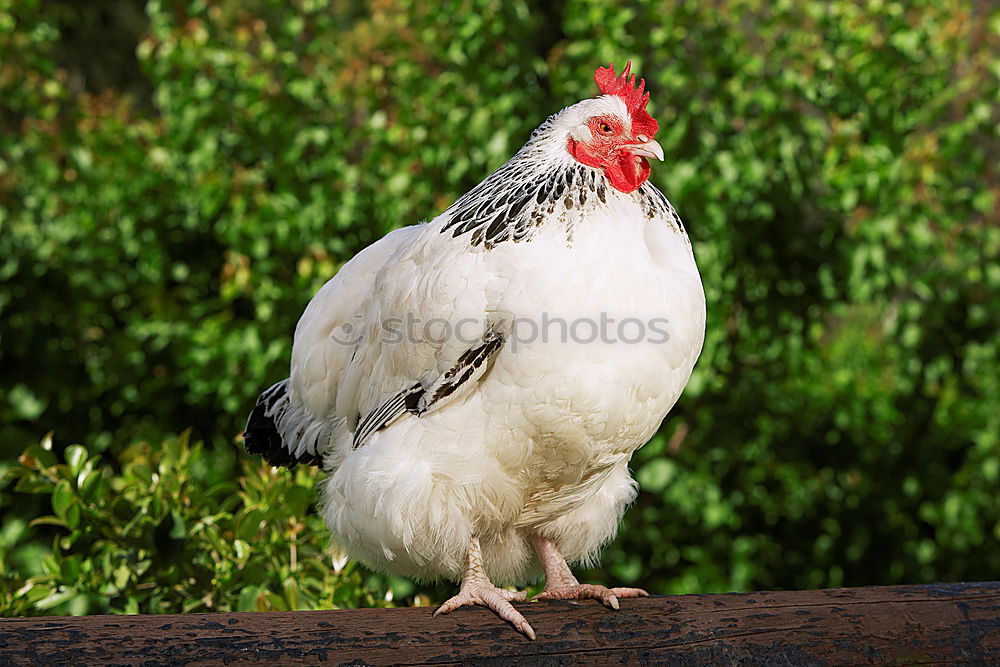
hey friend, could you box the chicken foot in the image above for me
[531,534,648,609]
[433,535,535,639]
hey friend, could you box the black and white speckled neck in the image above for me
[438,105,687,249]
[440,161,600,248]
[439,162,687,249]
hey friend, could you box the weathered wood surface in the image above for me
[1,582,997,666]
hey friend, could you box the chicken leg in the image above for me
[531,534,648,609]
[433,535,535,639]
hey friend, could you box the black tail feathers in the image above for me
[244,379,320,468]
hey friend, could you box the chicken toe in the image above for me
[433,535,534,639]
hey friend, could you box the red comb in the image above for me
[594,61,658,137]
[594,61,650,114]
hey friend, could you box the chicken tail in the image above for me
[244,379,322,468]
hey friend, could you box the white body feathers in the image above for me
[263,95,706,585]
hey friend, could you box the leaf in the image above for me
[15,476,56,494]
[35,587,77,611]
[51,480,75,521]
[61,555,83,581]
[234,508,262,542]
[283,577,299,610]
[63,503,81,530]
[237,586,261,612]
[19,444,57,471]
[23,585,54,604]
[77,469,102,500]
[65,444,89,476]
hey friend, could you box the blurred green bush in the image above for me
[1,432,400,615]
[1,0,997,615]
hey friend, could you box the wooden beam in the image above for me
[1,582,997,665]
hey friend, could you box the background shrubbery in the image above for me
[1,0,997,616]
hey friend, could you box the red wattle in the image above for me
[567,138,650,195]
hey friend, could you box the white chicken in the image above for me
[245,62,706,639]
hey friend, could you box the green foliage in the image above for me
[0,432,398,615]
[1,0,998,615]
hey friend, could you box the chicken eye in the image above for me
[598,122,613,134]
